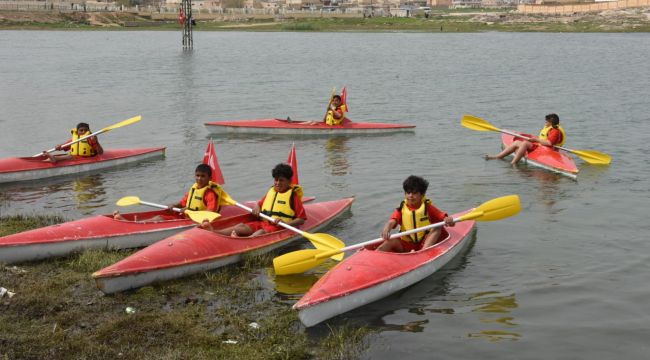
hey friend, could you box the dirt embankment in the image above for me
[0,10,159,27]
[1,8,650,30]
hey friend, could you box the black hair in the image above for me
[76,122,90,131]
[332,95,342,101]
[545,113,560,128]
[272,163,293,180]
[195,163,212,177]
[403,175,428,194]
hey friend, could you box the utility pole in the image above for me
[181,0,193,49]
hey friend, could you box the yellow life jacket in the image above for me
[69,129,96,157]
[399,198,432,243]
[186,181,223,211]
[260,185,301,223]
[539,125,566,147]
[325,104,347,126]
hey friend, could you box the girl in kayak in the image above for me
[485,113,566,165]
[113,164,228,222]
[304,95,348,126]
[201,163,306,237]
[378,175,455,253]
[43,122,103,163]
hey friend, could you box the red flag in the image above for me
[286,143,299,185]
[340,86,348,111]
[203,140,225,185]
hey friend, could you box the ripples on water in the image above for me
[1,31,650,359]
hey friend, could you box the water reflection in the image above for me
[72,174,107,215]
[273,273,319,296]
[466,291,521,342]
[324,137,350,176]
[375,319,429,333]
[0,173,106,216]
[516,167,567,215]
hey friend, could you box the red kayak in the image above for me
[93,197,355,294]
[293,214,476,327]
[0,199,288,264]
[502,132,578,179]
[0,148,166,184]
[204,118,415,136]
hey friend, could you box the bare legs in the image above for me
[42,152,73,163]
[199,222,265,237]
[485,140,533,165]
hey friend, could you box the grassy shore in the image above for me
[1,9,650,32]
[0,214,370,359]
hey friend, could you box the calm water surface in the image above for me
[1,31,649,359]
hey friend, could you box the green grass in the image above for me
[0,214,370,359]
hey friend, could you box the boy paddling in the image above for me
[201,163,306,237]
[378,175,455,253]
[44,122,103,163]
[485,113,566,165]
[114,164,229,221]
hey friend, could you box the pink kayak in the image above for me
[294,213,476,327]
[0,148,166,184]
[93,197,355,294]
[204,118,415,135]
[502,132,578,179]
[0,199,293,264]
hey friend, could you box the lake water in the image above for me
[1,31,649,359]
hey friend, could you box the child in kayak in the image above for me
[201,163,306,237]
[304,95,348,126]
[113,164,228,222]
[485,113,566,165]
[43,122,103,163]
[378,175,455,253]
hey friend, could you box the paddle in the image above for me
[273,194,521,276]
[461,115,611,165]
[116,196,220,223]
[220,192,345,255]
[322,87,337,122]
[34,115,142,157]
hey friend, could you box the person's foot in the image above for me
[42,151,55,163]
[199,219,213,230]
[230,229,240,238]
[484,154,497,160]
[113,210,126,221]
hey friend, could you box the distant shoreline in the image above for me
[1,9,650,32]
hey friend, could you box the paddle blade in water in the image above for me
[461,115,501,132]
[184,210,220,223]
[102,115,142,132]
[273,249,330,276]
[459,195,521,222]
[570,149,611,165]
[116,196,141,207]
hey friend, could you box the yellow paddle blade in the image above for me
[273,249,332,276]
[569,149,611,165]
[221,192,236,205]
[458,195,521,222]
[101,115,142,132]
[184,210,220,223]
[116,196,141,206]
[305,233,345,261]
[461,114,501,132]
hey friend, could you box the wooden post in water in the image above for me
[181,0,193,49]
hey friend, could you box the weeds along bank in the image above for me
[0,214,370,359]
